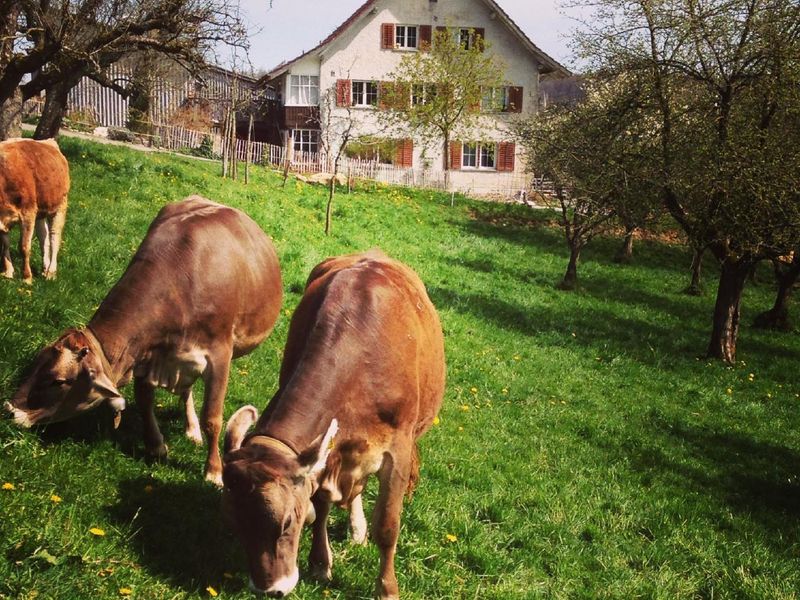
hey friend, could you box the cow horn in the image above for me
[224,405,259,454]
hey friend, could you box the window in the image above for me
[412,83,436,106]
[395,25,418,49]
[481,86,509,112]
[352,80,378,107]
[462,142,496,169]
[288,75,319,106]
[293,129,319,153]
[458,28,473,49]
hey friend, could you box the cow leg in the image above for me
[350,493,368,545]
[35,217,51,276]
[44,205,66,279]
[0,231,13,278]
[200,347,232,486]
[308,495,333,581]
[373,449,411,600]
[134,376,168,462]
[18,216,35,283]
[182,389,203,445]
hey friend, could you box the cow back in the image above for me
[0,138,69,215]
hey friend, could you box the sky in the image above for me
[227,0,579,75]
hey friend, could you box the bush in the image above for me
[107,128,138,143]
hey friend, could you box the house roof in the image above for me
[261,0,571,84]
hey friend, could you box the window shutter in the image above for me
[378,81,392,109]
[419,25,432,50]
[474,27,485,51]
[497,142,516,172]
[435,25,448,46]
[508,86,523,113]
[336,79,351,107]
[396,138,413,167]
[381,23,395,49]
[450,141,462,170]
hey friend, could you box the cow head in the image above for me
[4,329,125,427]
[222,405,337,597]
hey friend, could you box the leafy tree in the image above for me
[0,0,248,140]
[575,0,800,362]
[517,73,661,289]
[380,28,505,188]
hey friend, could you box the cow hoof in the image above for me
[185,427,203,445]
[22,276,33,285]
[205,471,224,487]
[1,270,12,279]
[309,562,332,582]
[44,270,57,280]
[351,530,368,546]
[145,443,169,464]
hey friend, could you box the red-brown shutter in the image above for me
[435,25,448,47]
[381,23,395,49]
[378,81,391,109]
[419,25,432,50]
[497,142,516,172]
[450,141,462,170]
[336,79,351,107]
[396,138,413,167]
[508,86,523,113]
[474,27,485,51]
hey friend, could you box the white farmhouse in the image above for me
[263,0,570,194]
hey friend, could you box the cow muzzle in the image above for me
[248,569,299,598]
[4,401,34,428]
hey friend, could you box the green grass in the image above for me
[1,136,799,600]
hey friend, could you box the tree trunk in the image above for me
[753,254,800,331]
[443,133,451,192]
[34,79,73,139]
[325,175,335,236]
[706,259,753,363]
[558,243,581,291]
[0,88,22,140]
[684,246,705,295]
[614,226,636,263]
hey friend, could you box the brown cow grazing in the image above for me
[5,196,282,485]
[0,138,70,282]
[222,250,445,599]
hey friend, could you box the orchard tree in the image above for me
[575,0,800,362]
[0,0,248,140]
[380,27,505,189]
[517,73,661,289]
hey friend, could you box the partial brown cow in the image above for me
[0,138,70,282]
[5,196,282,485]
[222,250,445,599]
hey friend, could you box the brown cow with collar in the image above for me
[5,196,282,485]
[222,250,445,599]
[0,138,70,283]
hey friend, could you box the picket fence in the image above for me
[146,124,536,200]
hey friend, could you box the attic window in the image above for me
[395,25,418,49]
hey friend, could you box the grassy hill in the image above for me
[1,136,798,599]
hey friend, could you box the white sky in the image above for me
[226,0,578,74]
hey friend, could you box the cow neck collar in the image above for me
[244,434,299,457]
[84,326,115,380]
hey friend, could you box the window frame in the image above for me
[287,74,320,107]
[395,25,418,50]
[292,128,319,154]
[461,141,496,170]
[481,86,510,113]
[351,80,379,107]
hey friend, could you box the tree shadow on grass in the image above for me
[106,476,246,592]
[618,421,800,538]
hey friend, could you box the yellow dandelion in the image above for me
[2,482,15,490]
[206,586,219,597]
[51,494,63,503]
[501,388,508,395]
[445,533,458,543]
[470,387,478,394]
[767,393,772,399]
[89,527,106,537]
[433,415,440,425]
[457,426,464,432]
[571,332,577,337]
[460,405,470,411]
[513,355,521,361]
[726,388,733,395]
[119,588,133,596]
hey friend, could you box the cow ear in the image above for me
[297,419,338,480]
[90,369,124,402]
[224,405,259,454]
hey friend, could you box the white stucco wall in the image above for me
[277,0,549,193]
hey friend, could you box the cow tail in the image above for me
[406,443,420,500]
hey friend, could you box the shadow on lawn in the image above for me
[106,477,246,592]
[622,421,800,530]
